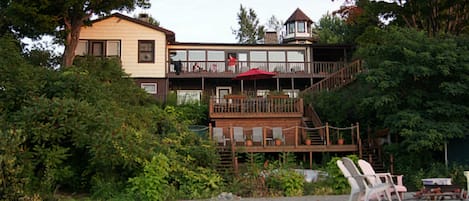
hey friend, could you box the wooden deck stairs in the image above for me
[301,59,385,170]
[215,147,236,176]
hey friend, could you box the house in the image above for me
[78,9,367,170]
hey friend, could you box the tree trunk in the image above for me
[63,16,87,67]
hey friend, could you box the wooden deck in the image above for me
[209,125,361,154]
[209,96,304,119]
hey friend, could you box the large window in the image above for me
[138,40,155,63]
[177,90,202,104]
[207,51,224,60]
[287,51,305,62]
[188,50,205,61]
[75,40,121,57]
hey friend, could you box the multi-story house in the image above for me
[78,8,367,170]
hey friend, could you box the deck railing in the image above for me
[168,61,347,75]
[209,96,303,118]
[302,60,363,94]
[208,123,360,148]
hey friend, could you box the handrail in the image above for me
[301,59,363,95]
[209,123,360,147]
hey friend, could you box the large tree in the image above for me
[356,26,469,152]
[6,0,150,67]
[333,0,469,37]
[232,4,265,44]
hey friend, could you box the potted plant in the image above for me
[245,135,253,146]
[304,136,311,145]
[274,138,282,146]
[337,132,344,145]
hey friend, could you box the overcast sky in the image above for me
[130,0,345,43]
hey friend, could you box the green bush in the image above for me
[128,153,174,201]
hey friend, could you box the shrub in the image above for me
[128,153,174,201]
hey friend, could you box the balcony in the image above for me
[209,95,304,119]
[168,61,346,78]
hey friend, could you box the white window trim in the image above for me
[141,83,157,94]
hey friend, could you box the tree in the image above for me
[356,26,469,152]
[232,5,265,44]
[314,13,349,44]
[6,0,151,67]
[332,0,469,37]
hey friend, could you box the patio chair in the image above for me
[252,127,263,145]
[212,127,229,146]
[339,157,396,201]
[233,127,245,145]
[272,127,285,143]
[358,159,407,200]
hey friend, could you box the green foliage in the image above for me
[357,26,469,152]
[0,40,221,200]
[267,169,304,196]
[233,4,265,44]
[322,155,359,194]
[172,165,224,199]
[128,153,174,201]
[315,13,349,44]
[0,128,28,200]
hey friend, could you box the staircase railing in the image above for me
[302,59,363,94]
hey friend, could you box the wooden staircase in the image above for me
[302,59,363,94]
[300,60,364,146]
[216,146,236,176]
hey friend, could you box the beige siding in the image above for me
[80,16,167,78]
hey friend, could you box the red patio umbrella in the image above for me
[233,68,276,92]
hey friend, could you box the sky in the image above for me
[130,0,345,43]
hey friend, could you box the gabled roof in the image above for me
[284,8,313,24]
[90,13,176,43]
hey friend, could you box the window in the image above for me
[107,41,120,57]
[91,41,104,56]
[297,21,306,33]
[283,89,299,98]
[287,22,295,34]
[268,51,285,62]
[287,51,305,62]
[138,40,155,63]
[76,40,88,56]
[141,83,157,94]
[177,90,202,105]
[76,40,120,57]
[257,90,270,97]
[188,50,206,61]
[207,51,224,61]
[250,51,267,61]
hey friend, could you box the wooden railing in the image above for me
[302,60,363,94]
[168,61,347,75]
[208,123,360,147]
[209,96,303,118]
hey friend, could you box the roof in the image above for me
[90,13,176,43]
[284,8,313,24]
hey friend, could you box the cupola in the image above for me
[282,8,315,44]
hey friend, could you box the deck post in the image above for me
[356,122,362,158]
[294,126,298,147]
[209,122,212,142]
[309,152,313,169]
[325,122,330,145]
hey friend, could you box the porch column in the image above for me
[201,77,205,91]
[241,80,244,93]
[276,77,279,91]
[291,77,294,90]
